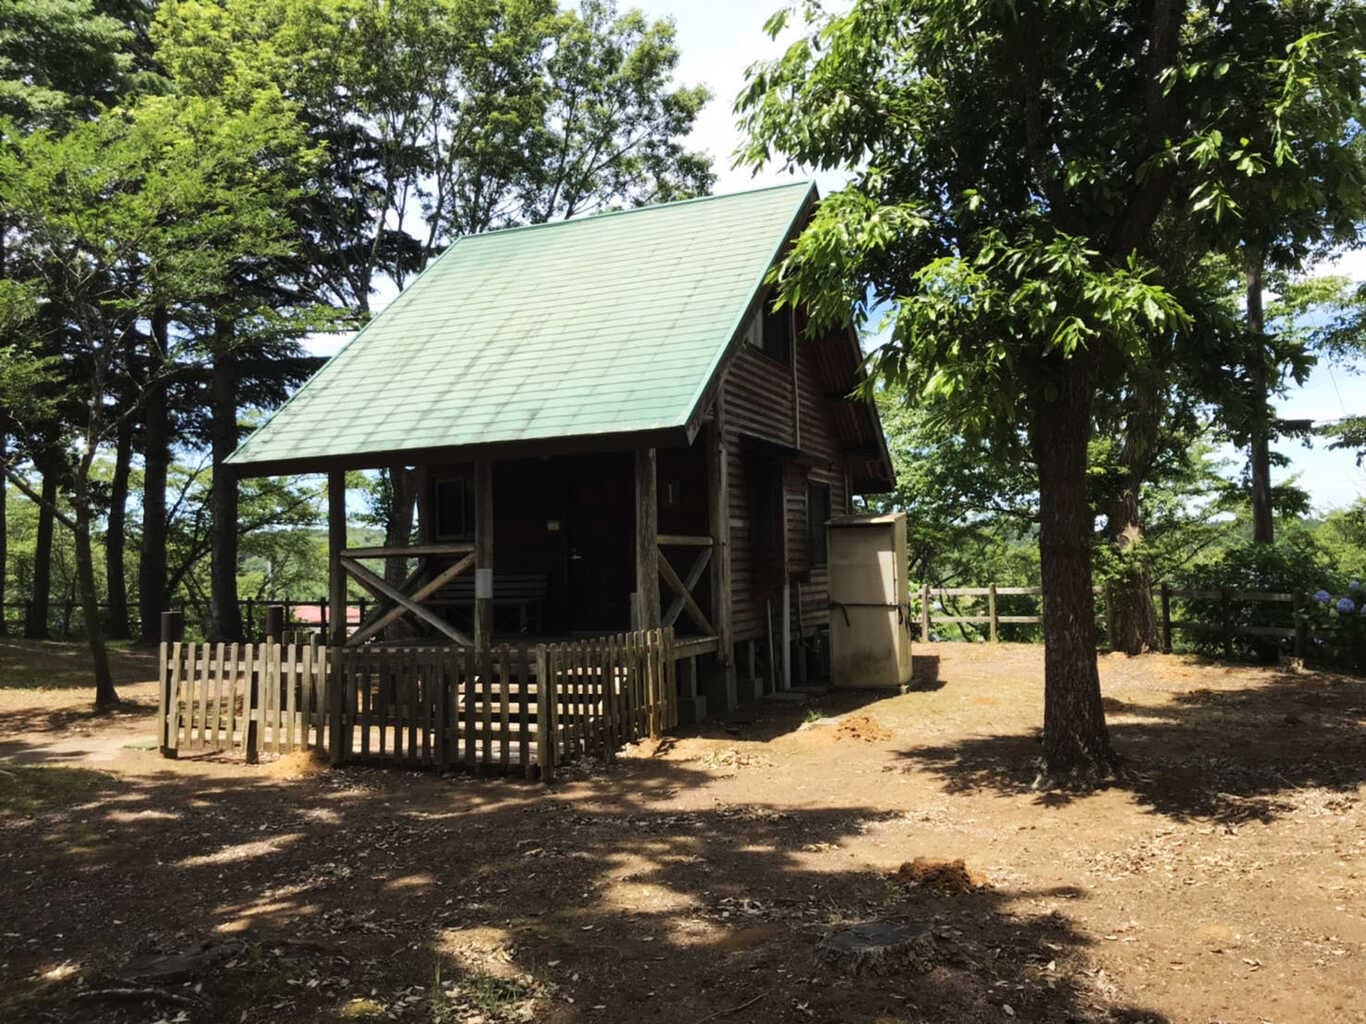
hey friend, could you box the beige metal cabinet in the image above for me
[827,512,912,688]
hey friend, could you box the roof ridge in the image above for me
[460,180,814,243]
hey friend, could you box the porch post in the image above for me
[706,408,737,710]
[327,470,347,647]
[474,458,493,650]
[415,465,434,544]
[326,470,347,764]
[634,447,661,630]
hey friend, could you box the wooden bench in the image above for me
[428,572,549,633]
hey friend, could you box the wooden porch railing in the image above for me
[657,535,714,635]
[339,542,477,647]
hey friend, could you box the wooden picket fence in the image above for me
[544,629,678,769]
[160,627,678,777]
[159,639,330,758]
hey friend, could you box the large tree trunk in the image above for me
[138,307,171,645]
[1031,355,1117,782]
[23,463,58,639]
[209,324,243,641]
[384,464,417,588]
[104,415,133,639]
[73,459,118,707]
[1246,248,1274,545]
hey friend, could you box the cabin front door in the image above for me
[563,453,633,632]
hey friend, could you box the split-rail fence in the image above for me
[917,582,1357,661]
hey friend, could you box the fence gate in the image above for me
[159,639,330,758]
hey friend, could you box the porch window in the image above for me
[808,482,830,567]
[434,477,475,539]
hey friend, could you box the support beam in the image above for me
[706,409,736,708]
[634,447,661,630]
[344,542,473,559]
[657,534,713,547]
[351,562,424,637]
[347,551,476,646]
[340,556,473,646]
[473,458,494,651]
[327,470,347,647]
[662,547,713,629]
[416,465,434,544]
[659,549,714,635]
[781,580,792,691]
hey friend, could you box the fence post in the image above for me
[269,606,288,644]
[535,645,554,783]
[328,645,346,766]
[1220,586,1234,660]
[1160,583,1172,653]
[319,596,328,640]
[1293,591,1308,660]
[987,583,998,643]
[920,582,932,642]
[158,610,184,757]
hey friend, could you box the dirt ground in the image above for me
[0,640,1362,1024]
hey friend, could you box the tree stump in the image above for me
[817,919,937,975]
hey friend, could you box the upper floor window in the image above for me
[760,299,793,364]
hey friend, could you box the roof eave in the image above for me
[226,424,691,478]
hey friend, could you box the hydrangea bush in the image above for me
[1305,584,1366,671]
[1174,540,1364,670]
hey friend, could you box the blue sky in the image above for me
[317,0,1366,512]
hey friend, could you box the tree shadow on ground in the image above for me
[0,639,158,691]
[0,697,158,740]
[893,669,1366,825]
[0,746,1170,1024]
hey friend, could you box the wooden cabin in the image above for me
[227,182,894,720]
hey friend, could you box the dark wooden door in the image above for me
[564,454,634,632]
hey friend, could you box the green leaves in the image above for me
[0,0,136,128]
[153,0,713,307]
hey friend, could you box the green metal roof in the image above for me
[228,181,815,472]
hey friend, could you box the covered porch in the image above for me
[320,435,737,719]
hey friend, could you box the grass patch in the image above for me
[0,762,113,815]
[429,964,531,1022]
[338,997,386,1019]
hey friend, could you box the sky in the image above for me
[318,0,1366,512]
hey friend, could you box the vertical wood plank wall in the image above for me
[720,338,852,646]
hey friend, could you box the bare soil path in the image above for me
[0,641,1361,1023]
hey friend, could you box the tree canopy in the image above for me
[738,0,1366,779]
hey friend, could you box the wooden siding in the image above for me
[720,332,852,643]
